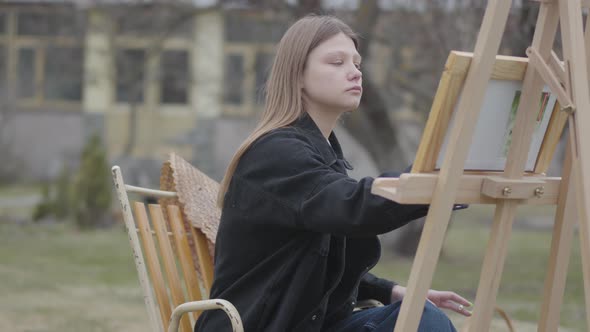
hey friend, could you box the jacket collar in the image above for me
[292,112,352,170]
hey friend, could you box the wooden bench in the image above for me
[111,164,243,332]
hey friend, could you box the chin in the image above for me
[344,101,361,111]
[333,104,358,113]
[324,100,360,113]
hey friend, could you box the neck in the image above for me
[305,106,340,140]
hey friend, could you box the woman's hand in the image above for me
[391,285,473,317]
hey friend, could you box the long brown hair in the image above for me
[217,14,359,206]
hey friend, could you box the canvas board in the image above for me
[435,80,557,171]
[411,51,567,174]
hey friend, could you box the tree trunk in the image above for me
[344,0,407,171]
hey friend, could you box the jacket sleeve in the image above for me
[357,273,397,305]
[236,131,429,236]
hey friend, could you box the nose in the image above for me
[348,66,362,82]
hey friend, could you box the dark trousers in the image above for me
[325,301,457,332]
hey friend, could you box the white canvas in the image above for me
[435,80,557,171]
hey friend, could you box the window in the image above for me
[225,14,286,43]
[223,54,244,105]
[45,47,83,101]
[17,48,35,99]
[116,49,146,103]
[7,8,83,106]
[113,7,193,38]
[17,11,76,36]
[254,52,273,104]
[160,50,189,104]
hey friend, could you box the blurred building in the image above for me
[4,1,528,184]
[0,1,414,184]
[0,2,272,182]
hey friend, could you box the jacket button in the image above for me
[311,315,317,321]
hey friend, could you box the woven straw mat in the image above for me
[159,152,219,265]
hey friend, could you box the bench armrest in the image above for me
[168,299,243,332]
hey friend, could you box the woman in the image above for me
[195,15,470,332]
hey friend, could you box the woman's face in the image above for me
[301,32,363,114]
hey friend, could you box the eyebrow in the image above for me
[325,51,362,62]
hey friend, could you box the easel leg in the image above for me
[464,201,519,332]
[465,3,560,331]
[391,2,511,332]
[538,140,576,332]
[584,12,590,81]
[464,3,561,331]
[559,1,590,329]
[572,152,590,332]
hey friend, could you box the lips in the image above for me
[347,86,362,92]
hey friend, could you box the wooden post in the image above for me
[559,0,590,327]
[538,140,576,332]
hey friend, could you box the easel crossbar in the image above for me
[372,174,560,205]
[527,47,574,109]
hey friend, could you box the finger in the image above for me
[441,300,472,317]
[446,292,473,307]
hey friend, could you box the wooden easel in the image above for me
[371,0,590,331]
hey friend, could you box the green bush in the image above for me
[32,133,112,228]
[73,134,112,229]
[55,166,73,219]
[32,183,54,222]
[32,167,73,223]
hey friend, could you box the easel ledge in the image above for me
[372,173,560,205]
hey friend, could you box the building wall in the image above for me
[6,110,84,180]
[0,4,287,182]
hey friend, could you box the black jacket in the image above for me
[194,113,429,332]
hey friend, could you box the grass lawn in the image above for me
[0,222,150,332]
[0,203,585,331]
[0,184,42,220]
